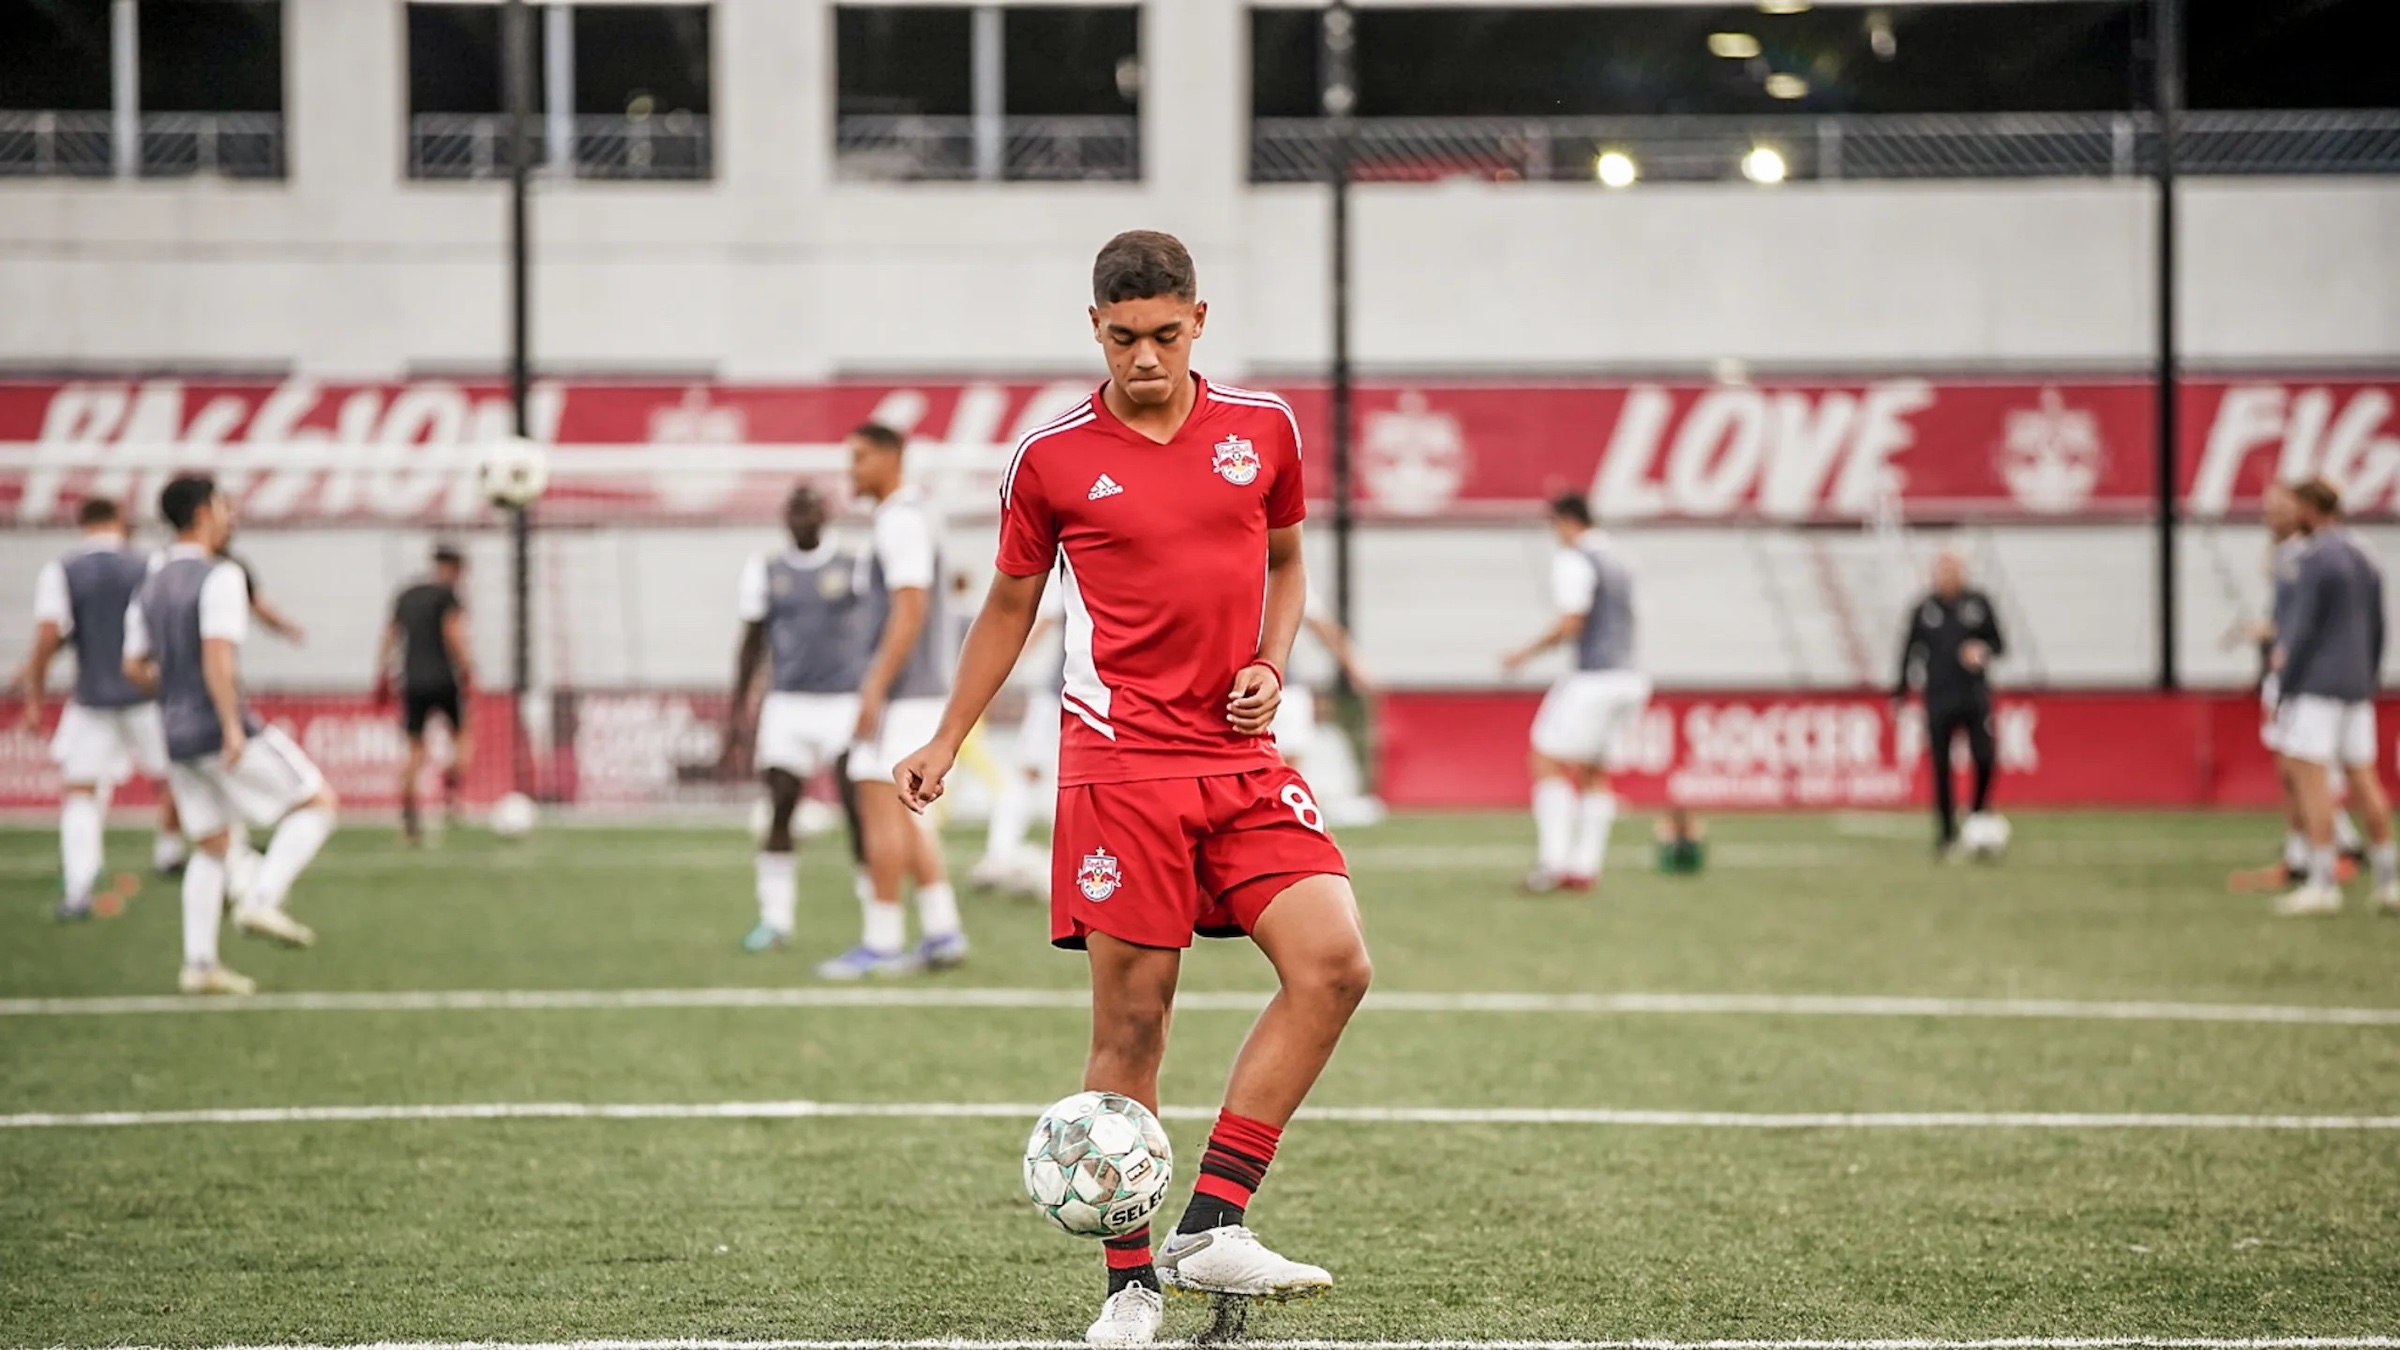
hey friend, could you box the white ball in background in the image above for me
[476,436,551,508]
[1960,812,2010,860]
[491,791,538,840]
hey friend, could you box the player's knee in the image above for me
[1304,941,1374,1012]
[196,829,232,856]
[1093,998,1171,1067]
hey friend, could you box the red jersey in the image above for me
[996,375,1306,786]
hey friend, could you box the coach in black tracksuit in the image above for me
[1893,551,2006,850]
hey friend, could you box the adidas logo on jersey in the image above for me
[1088,474,1125,501]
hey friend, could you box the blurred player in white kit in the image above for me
[127,476,339,994]
[1503,493,1646,893]
[973,583,1065,893]
[16,496,176,919]
[824,424,969,977]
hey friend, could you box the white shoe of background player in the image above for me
[1084,1284,1164,1346]
[2375,881,2400,914]
[1155,1225,1332,1301]
[235,905,318,948]
[2271,884,2343,918]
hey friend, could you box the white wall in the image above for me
[0,0,2394,378]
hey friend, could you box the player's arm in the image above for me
[897,568,1049,811]
[19,561,68,723]
[200,565,252,760]
[249,583,305,644]
[1304,613,1375,694]
[373,615,400,705]
[1229,524,1307,735]
[121,597,157,697]
[855,507,935,739]
[1505,548,1594,672]
[441,603,475,689]
[1503,612,1584,672]
[1892,610,1924,703]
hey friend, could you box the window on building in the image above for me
[141,0,282,114]
[2188,0,2400,110]
[0,0,113,112]
[835,5,1140,182]
[406,2,710,181]
[836,6,972,118]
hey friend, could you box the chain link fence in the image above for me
[1252,110,2400,184]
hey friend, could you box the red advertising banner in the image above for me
[2,375,2393,525]
[1377,689,2360,811]
[0,692,518,812]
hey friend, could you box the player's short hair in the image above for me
[849,422,906,455]
[1092,230,1197,306]
[2292,476,2342,517]
[1548,492,1593,527]
[158,475,218,531]
[432,544,465,568]
[77,496,120,528]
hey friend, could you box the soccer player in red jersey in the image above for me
[894,230,1371,1345]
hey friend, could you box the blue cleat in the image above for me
[916,931,970,971]
[740,923,790,953]
[813,944,919,981]
[53,897,93,923]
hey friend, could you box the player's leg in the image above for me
[1083,932,1182,1340]
[2273,700,2346,915]
[825,751,918,977]
[2336,704,2397,906]
[136,706,188,877]
[56,781,105,920]
[747,767,805,951]
[890,700,965,968]
[1926,704,1961,852]
[976,706,1039,889]
[400,734,427,844]
[1566,678,1642,888]
[442,693,470,825]
[168,764,253,995]
[229,728,337,947]
[1155,878,1362,1301]
[1157,771,1360,1300]
[1965,702,1998,816]
[833,751,872,915]
[154,792,188,875]
[1526,680,1584,888]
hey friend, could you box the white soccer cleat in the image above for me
[1084,1284,1164,1346]
[1155,1225,1332,1302]
[235,905,318,948]
[2271,884,2343,918]
[178,964,257,996]
[2375,882,2400,914]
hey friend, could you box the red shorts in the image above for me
[1051,765,1349,950]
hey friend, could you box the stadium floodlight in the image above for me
[1757,0,1812,13]
[1765,72,1809,99]
[1594,150,1638,188]
[1741,145,1788,184]
[1706,32,1762,59]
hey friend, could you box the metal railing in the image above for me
[407,113,712,181]
[1251,110,2400,184]
[835,115,1140,182]
[0,111,285,179]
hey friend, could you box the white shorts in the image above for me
[1531,670,1653,766]
[1016,690,1062,776]
[848,697,948,784]
[2258,680,2283,754]
[755,691,860,779]
[1272,688,1318,765]
[2274,694,2378,769]
[50,702,168,787]
[167,726,327,840]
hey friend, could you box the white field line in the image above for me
[5,1100,2397,1132]
[6,986,2398,1026]
[45,1340,2400,1350]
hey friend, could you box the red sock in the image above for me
[1103,1225,1155,1294]
[1179,1109,1282,1232]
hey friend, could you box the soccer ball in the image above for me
[1960,812,2010,860]
[1022,1091,1173,1238]
[491,791,538,840]
[476,436,550,508]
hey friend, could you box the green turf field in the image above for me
[2,810,2396,1347]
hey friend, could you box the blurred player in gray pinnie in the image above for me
[378,545,475,845]
[728,485,870,953]
[829,423,967,977]
[1503,493,1649,893]
[16,496,177,919]
[126,476,340,995]
[1893,551,2005,855]
[2265,477,2397,917]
